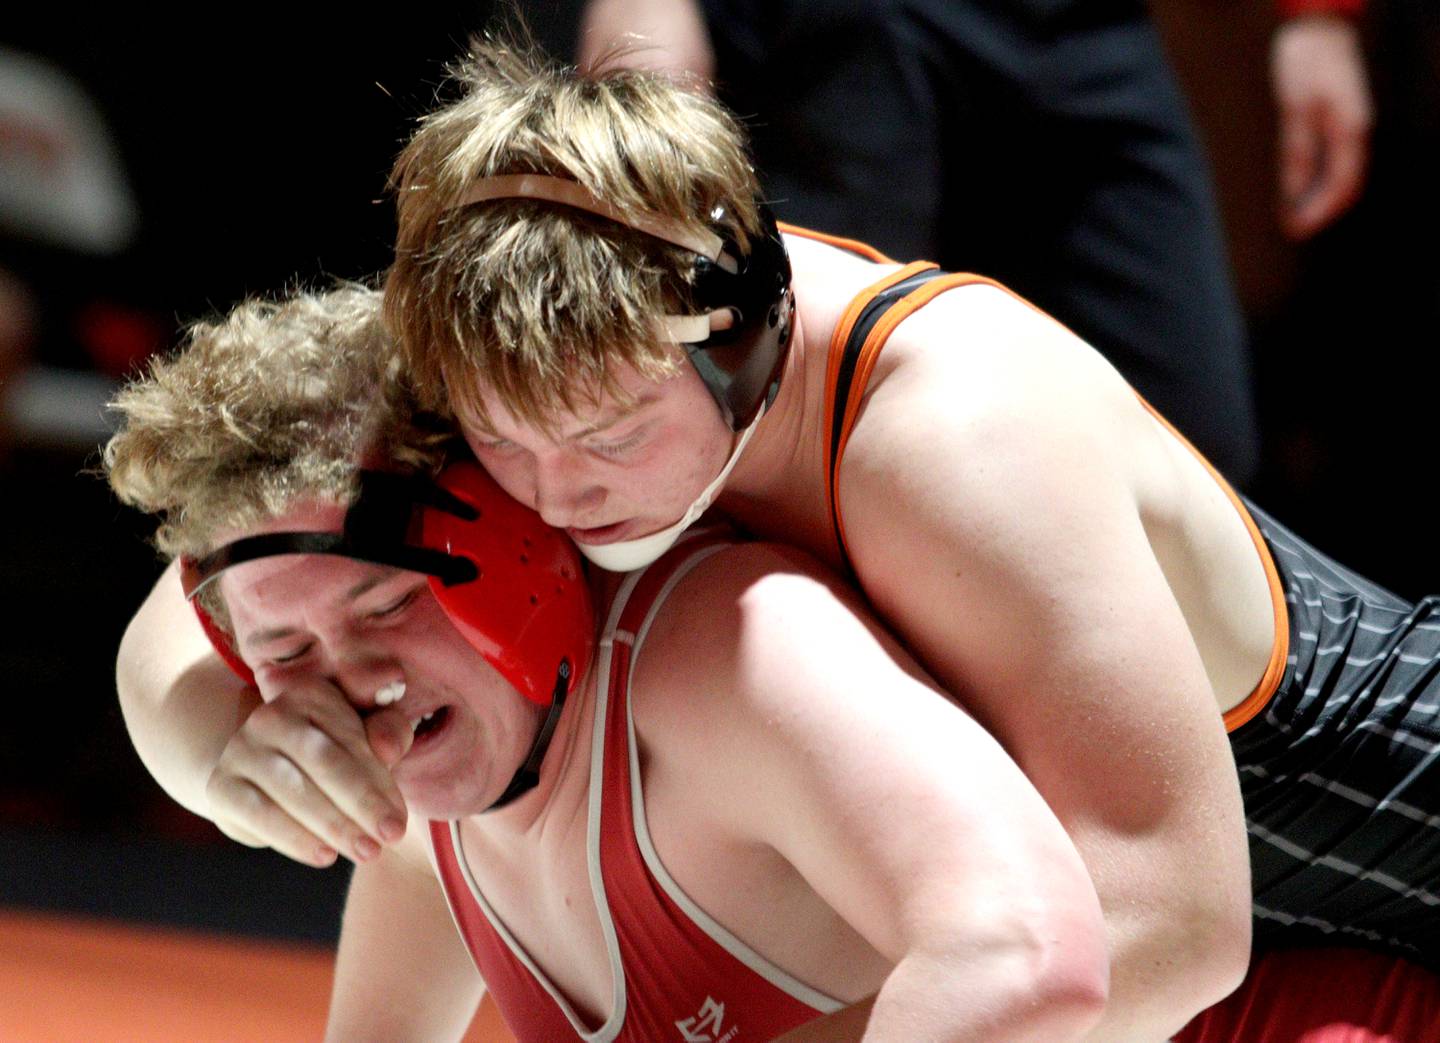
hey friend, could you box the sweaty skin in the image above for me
[464,231,1262,1040]
[116,232,1257,1038]
[216,512,1108,1042]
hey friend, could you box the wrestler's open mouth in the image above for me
[412,706,450,743]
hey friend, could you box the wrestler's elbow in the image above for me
[1169,885,1253,1010]
[988,853,1113,1037]
[940,931,1110,1041]
[1117,875,1250,1031]
[1021,898,1112,1038]
[899,896,1111,1040]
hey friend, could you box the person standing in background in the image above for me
[576,0,1372,487]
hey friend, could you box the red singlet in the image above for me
[430,533,842,1042]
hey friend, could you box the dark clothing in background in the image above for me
[701,0,1259,484]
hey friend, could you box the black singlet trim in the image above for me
[827,269,949,562]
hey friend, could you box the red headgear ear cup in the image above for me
[420,461,593,706]
[191,598,257,688]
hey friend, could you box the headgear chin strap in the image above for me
[181,461,596,810]
[451,173,795,431]
[575,406,763,572]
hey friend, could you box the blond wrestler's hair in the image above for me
[104,285,453,622]
[385,31,765,431]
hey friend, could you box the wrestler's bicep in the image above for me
[840,295,1236,816]
[838,330,1250,926]
[117,561,257,817]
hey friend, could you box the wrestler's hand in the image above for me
[204,680,412,867]
[1272,14,1373,239]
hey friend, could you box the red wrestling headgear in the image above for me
[180,460,594,708]
[421,461,592,707]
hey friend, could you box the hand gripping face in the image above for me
[182,460,595,710]
[182,461,595,809]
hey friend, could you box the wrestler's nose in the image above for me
[532,453,604,529]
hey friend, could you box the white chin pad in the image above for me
[575,409,762,572]
[577,517,694,572]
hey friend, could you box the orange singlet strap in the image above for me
[822,272,1290,731]
[822,262,940,560]
[778,222,897,263]
[1133,399,1290,732]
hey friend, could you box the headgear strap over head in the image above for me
[451,173,795,431]
[454,174,731,268]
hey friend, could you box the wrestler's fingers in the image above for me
[365,705,415,769]
[206,773,344,868]
[216,814,340,869]
[225,728,398,859]
[216,819,271,850]
[211,714,392,862]
[246,693,408,843]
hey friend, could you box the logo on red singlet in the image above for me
[676,996,737,1042]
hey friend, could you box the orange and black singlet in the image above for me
[804,233,1440,968]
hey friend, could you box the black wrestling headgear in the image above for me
[452,173,794,430]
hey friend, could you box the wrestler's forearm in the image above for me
[864,946,1105,1042]
[778,909,1239,1043]
[116,562,257,818]
[327,845,483,1042]
[779,959,1105,1043]
[1071,829,1251,1041]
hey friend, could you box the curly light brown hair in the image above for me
[104,285,453,581]
[385,30,765,432]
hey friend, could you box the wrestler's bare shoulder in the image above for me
[628,537,932,792]
[861,280,1161,478]
[783,241,1148,457]
[623,537,948,1003]
[630,539,870,731]
[836,282,1277,711]
[783,230,907,352]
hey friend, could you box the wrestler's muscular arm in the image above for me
[841,287,1253,1038]
[326,824,484,1042]
[117,564,259,819]
[634,544,1110,1041]
[116,562,408,866]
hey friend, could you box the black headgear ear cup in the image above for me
[683,204,794,429]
